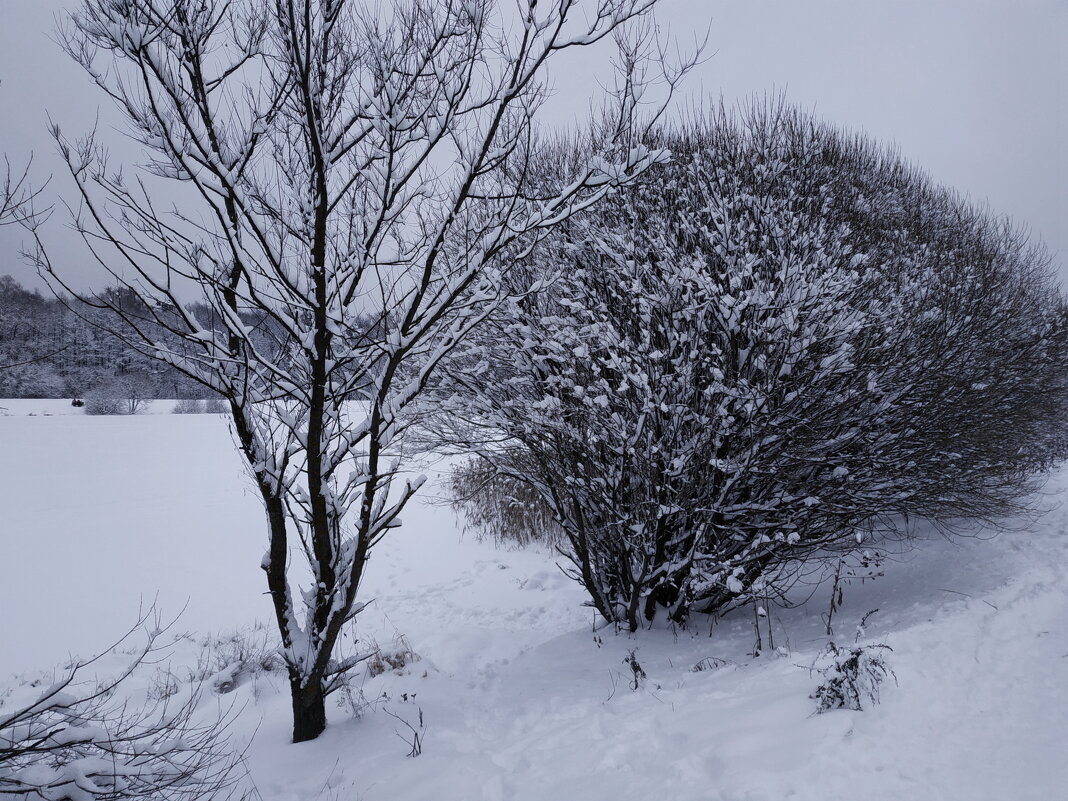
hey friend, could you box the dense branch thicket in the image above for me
[448,455,565,548]
[0,624,246,800]
[31,0,689,741]
[434,100,1068,631]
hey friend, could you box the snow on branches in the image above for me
[433,99,1068,631]
[0,617,246,801]
[31,0,696,741]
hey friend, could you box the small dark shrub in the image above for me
[623,649,646,691]
[384,706,425,758]
[691,656,731,672]
[811,641,896,713]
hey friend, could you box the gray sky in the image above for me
[1,0,1065,291]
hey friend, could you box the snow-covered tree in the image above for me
[435,101,1067,630]
[31,0,691,741]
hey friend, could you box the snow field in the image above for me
[1,409,1066,800]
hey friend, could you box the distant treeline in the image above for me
[1,274,221,399]
[0,274,378,400]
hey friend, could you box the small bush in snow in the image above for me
[327,636,418,720]
[194,626,284,696]
[691,656,731,672]
[123,395,149,415]
[173,398,205,414]
[83,393,122,415]
[366,638,420,678]
[84,376,153,415]
[811,641,897,713]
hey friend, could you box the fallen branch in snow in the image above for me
[938,588,999,611]
[383,707,425,759]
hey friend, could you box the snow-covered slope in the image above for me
[1,412,1065,800]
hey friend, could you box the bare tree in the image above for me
[0,154,49,230]
[32,0,692,741]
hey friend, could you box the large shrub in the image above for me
[434,101,1068,631]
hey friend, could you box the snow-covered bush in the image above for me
[434,100,1068,630]
[194,626,284,696]
[366,638,420,679]
[0,629,247,800]
[171,397,227,415]
[811,641,896,713]
[82,393,122,416]
[84,376,154,415]
[172,399,204,414]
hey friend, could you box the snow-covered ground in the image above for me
[2,408,1066,800]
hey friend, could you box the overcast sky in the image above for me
[1,0,1064,290]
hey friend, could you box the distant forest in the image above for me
[0,274,379,401]
[1,274,217,399]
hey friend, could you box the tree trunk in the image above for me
[644,580,683,624]
[290,677,327,744]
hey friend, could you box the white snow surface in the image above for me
[1,409,1066,800]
